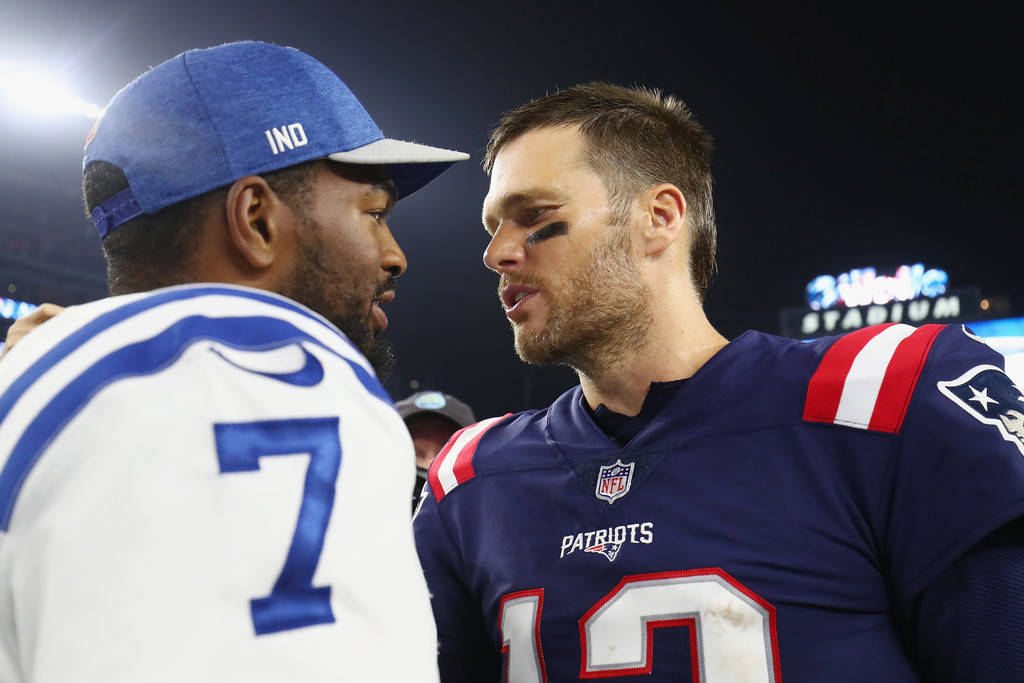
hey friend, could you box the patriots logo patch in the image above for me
[585,542,622,562]
[937,364,1024,455]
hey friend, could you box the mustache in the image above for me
[497,274,543,296]
[375,276,397,298]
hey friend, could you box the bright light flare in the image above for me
[0,60,102,120]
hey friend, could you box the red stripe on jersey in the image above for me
[426,425,468,503]
[867,324,944,433]
[450,429,481,487]
[803,324,898,424]
[426,414,513,502]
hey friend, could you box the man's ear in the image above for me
[641,183,686,257]
[224,175,291,270]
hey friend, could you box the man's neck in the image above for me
[577,317,728,416]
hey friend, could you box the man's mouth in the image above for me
[500,283,539,317]
[372,290,394,332]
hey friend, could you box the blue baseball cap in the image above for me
[84,41,469,238]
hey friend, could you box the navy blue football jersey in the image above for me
[413,323,1024,682]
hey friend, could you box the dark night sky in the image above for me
[1,1,1020,418]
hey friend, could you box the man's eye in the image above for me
[523,207,548,224]
[369,210,388,222]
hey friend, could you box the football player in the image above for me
[413,83,1024,681]
[0,41,467,682]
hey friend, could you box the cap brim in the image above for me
[330,138,469,165]
[328,138,469,199]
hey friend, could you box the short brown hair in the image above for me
[484,83,717,301]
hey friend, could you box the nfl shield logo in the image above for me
[595,459,635,504]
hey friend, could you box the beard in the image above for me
[508,224,651,376]
[326,287,396,379]
[279,220,396,379]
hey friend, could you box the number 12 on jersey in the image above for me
[500,569,782,682]
[214,417,343,636]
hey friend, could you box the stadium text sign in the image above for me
[793,293,969,337]
[779,262,980,339]
[806,263,948,310]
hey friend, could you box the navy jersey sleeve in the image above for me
[902,519,1024,682]
[886,325,1024,604]
[414,485,500,682]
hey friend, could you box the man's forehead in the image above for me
[482,130,589,216]
[494,126,587,173]
[325,161,398,202]
[482,147,606,231]
[486,185,565,208]
[489,125,590,185]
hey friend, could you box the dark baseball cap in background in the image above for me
[396,391,476,429]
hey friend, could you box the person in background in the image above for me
[0,40,467,682]
[396,390,476,511]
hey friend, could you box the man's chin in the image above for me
[363,337,396,379]
[334,317,396,378]
[348,331,396,379]
[513,328,568,367]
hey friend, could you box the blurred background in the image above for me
[1,1,1021,417]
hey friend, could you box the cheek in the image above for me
[412,435,449,467]
[323,232,378,281]
[412,443,435,469]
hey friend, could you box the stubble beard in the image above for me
[280,219,396,379]
[511,224,651,378]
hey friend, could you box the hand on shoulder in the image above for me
[0,303,65,359]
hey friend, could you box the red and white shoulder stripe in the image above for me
[803,323,945,433]
[427,414,513,502]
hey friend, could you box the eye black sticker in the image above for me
[526,221,568,245]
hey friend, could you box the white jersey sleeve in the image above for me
[0,284,438,683]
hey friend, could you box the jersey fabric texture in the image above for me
[413,323,1024,682]
[0,284,439,683]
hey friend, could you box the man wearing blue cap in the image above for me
[0,41,466,682]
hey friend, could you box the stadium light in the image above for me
[0,60,102,120]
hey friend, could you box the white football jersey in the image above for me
[0,284,439,683]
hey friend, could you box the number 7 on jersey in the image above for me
[214,417,342,636]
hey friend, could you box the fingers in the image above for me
[1,303,65,359]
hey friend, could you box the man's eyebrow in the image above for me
[367,180,398,206]
[481,188,563,230]
[377,181,399,204]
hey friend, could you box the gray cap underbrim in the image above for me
[395,391,476,429]
[329,138,469,199]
